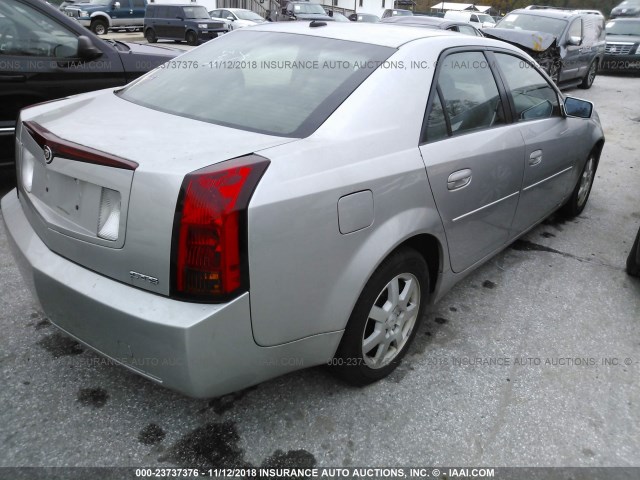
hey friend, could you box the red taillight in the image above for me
[171,155,269,302]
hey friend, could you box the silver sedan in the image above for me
[2,22,604,398]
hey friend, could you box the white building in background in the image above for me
[430,2,492,14]
[149,0,402,18]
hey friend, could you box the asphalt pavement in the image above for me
[0,72,639,471]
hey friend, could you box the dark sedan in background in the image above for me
[0,0,179,170]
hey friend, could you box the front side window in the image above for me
[425,51,505,141]
[118,31,394,137]
[0,0,78,57]
[494,53,560,121]
[568,19,582,39]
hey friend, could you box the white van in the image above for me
[444,10,496,28]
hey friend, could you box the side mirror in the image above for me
[227,16,235,21]
[281,8,286,15]
[113,1,120,9]
[564,97,593,118]
[177,15,184,20]
[568,35,581,46]
[77,35,102,60]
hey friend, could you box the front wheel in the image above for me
[331,248,429,386]
[185,30,198,46]
[579,60,598,89]
[560,151,598,217]
[144,28,157,43]
[90,19,108,36]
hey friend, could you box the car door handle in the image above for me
[529,150,543,166]
[447,169,472,190]
[0,74,26,83]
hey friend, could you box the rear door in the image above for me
[0,0,125,167]
[112,0,133,26]
[131,0,146,25]
[419,50,525,273]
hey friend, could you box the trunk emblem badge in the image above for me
[43,146,53,164]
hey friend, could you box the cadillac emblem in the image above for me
[43,145,53,164]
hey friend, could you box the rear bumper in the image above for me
[1,191,342,398]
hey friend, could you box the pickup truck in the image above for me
[63,0,147,35]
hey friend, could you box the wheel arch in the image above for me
[392,233,443,295]
[90,12,112,26]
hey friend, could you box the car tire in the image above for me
[145,28,157,43]
[579,60,598,89]
[331,247,429,386]
[560,150,598,218]
[627,226,640,277]
[186,30,198,46]
[90,19,108,36]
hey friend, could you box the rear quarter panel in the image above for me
[247,38,457,346]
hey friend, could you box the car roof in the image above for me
[249,20,463,48]
[511,8,593,20]
[381,16,471,30]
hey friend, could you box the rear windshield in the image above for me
[117,31,394,138]
[498,13,567,37]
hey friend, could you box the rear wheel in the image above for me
[579,60,598,89]
[90,19,108,36]
[560,150,597,217]
[144,28,157,43]
[331,248,429,386]
[186,30,198,46]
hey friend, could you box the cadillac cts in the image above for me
[2,22,604,398]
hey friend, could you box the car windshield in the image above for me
[118,31,394,138]
[183,6,210,19]
[293,4,325,14]
[477,14,495,24]
[607,20,640,35]
[234,10,263,21]
[497,13,567,37]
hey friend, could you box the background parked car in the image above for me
[444,10,496,29]
[63,0,147,36]
[611,0,640,19]
[381,8,412,19]
[602,18,640,73]
[144,4,229,45]
[628,225,640,276]
[209,8,266,28]
[325,10,350,22]
[489,7,605,89]
[3,22,604,398]
[348,13,380,23]
[0,0,179,171]
[279,2,334,21]
[381,15,483,36]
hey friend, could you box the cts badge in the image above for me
[43,145,53,164]
[129,271,159,285]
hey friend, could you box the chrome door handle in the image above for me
[448,169,472,190]
[529,150,543,166]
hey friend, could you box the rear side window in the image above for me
[118,31,394,137]
[494,53,560,121]
[132,0,145,7]
[424,51,505,142]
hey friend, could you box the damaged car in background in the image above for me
[485,7,605,89]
